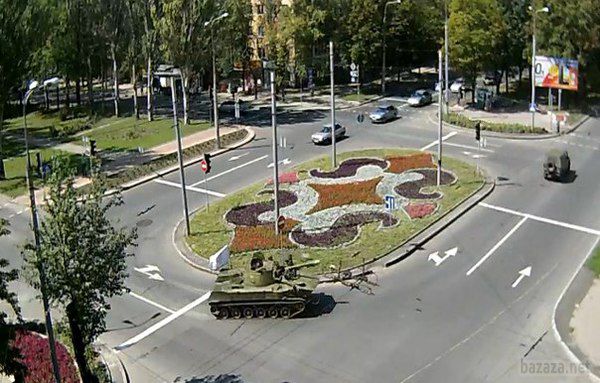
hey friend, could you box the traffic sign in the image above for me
[350,63,357,71]
[357,113,365,123]
[200,159,208,173]
[384,195,395,211]
[277,215,285,231]
[529,102,537,113]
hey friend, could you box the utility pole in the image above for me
[270,70,280,235]
[530,13,537,132]
[170,76,191,236]
[211,28,220,149]
[381,0,402,95]
[437,49,443,187]
[330,41,337,168]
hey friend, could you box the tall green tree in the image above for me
[24,164,137,383]
[218,0,253,88]
[343,0,382,79]
[449,0,505,101]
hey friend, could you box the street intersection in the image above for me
[2,97,599,382]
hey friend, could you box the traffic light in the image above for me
[475,122,481,142]
[203,153,212,173]
[90,140,97,156]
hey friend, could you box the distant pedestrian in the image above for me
[459,88,464,106]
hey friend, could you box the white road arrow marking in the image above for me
[511,266,532,288]
[428,247,458,266]
[228,152,249,161]
[268,158,291,168]
[134,265,164,281]
[472,154,487,159]
[462,151,472,156]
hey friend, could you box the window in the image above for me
[258,26,265,37]
[256,4,264,14]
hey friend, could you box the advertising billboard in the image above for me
[534,56,578,91]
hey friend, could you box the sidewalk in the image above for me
[571,279,600,369]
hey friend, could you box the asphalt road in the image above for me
[1,96,599,383]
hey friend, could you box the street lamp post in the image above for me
[444,0,449,115]
[330,41,337,168]
[205,12,229,150]
[23,77,62,383]
[529,5,549,131]
[381,0,402,95]
[270,70,280,235]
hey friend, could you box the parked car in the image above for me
[450,78,466,93]
[312,123,346,145]
[219,100,249,114]
[407,90,433,107]
[369,104,398,123]
[483,71,501,86]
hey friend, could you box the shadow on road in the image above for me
[296,293,340,319]
[174,374,246,383]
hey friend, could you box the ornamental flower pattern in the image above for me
[224,155,457,251]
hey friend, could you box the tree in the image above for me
[125,0,146,119]
[218,0,253,90]
[496,0,529,93]
[24,163,137,383]
[141,0,161,122]
[449,0,505,102]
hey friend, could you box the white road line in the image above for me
[155,179,226,198]
[479,202,600,236]
[466,216,528,276]
[420,131,458,151]
[115,291,211,350]
[128,292,175,314]
[191,155,268,187]
[444,142,494,153]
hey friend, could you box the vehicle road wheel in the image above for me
[243,307,254,319]
[279,306,292,319]
[230,307,242,319]
[267,306,279,318]
[255,307,267,319]
[217,307,229,320]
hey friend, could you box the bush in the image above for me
[587,247,600,277]
[444,112,547,134]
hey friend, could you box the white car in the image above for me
[450,78,465,93]
[407,90,433,107]
[311,123,346,145]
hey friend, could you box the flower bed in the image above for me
[308,177,383,214]
[11,330,79,383]
[225,190,297,226]
[394,169,456,199]
[404,202,437,219]
[230,219,299,253]
[386,153,436,174]
[291,211,397,248]
[310,158,387,179]
[266,171,299,185]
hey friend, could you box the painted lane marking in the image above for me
[444,142,494,153]
[128,292,175,314]
[511,266,532,288]
[479,202,600,236]
[191,155,268,187]
[134,265,164,281]
[155,179,226,198]
[466,216,528,276]
[115,291,211,350]
[228,152,250,161]
[428,247,458,267]
[267,158,291,168]
[420,131,458,151]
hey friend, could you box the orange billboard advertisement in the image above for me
[534,56,578,91]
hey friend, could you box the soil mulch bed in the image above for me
[386,153,436,174]
[225,190,297,226]
[394,169,455,199]
[291,211,397,247]
[308,177,383,214]
[310,158,387,179]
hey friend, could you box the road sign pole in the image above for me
[270,70,280,235]
[171,77,191,236]
[437,49,443,187]
[330,41,336,168]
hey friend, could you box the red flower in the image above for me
[266,172,299,185]
[404,202,437,219]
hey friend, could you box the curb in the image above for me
[172,212,218,275]
[97,344,129,383]
[108,127,255,194]
[429,112,591,141]
[552,236,600,382]
[338,95,386,110]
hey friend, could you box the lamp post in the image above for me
[23,77,62,383]
[330,41,337,168]
[205,12,229,150]
[381,0,402,95]
[529,5,549,131]
[154,68,190,236]
[444,0,449,115]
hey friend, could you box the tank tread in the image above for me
[209,299,306,320]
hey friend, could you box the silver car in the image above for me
[407,90,433,107]
[369,104,398,123]
[312,123,346,145]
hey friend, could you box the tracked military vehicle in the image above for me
[208,254,320,319]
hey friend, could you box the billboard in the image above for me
[534,56,578,91]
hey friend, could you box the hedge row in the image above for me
[444,112,547,134]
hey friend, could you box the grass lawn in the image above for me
[0,148,86,198]
[4,110,90,140]
[341,93,379,103]
[76,117,210,152]
[186,148,484,275]
[587,247,600,278]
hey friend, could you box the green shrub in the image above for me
[587,247,600,278]
[444,112,546,134]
